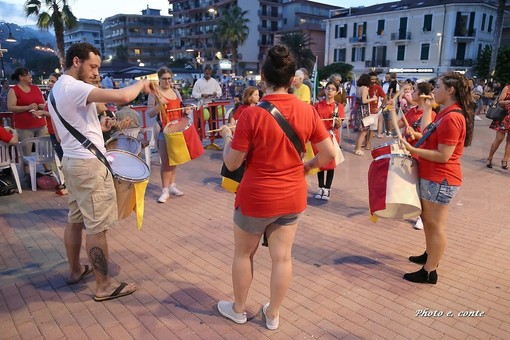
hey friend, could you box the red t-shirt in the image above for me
[0,126,13,143]
[368,84,385,113]
[12,85,46,129]
[44,103,55,135]
[231,93,330,217]
[233,104,250,121]
[314,100,344,170]
[418,103,466,186]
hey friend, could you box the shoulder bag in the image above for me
[485,99,508,121]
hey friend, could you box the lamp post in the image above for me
[436,32,442,77]
[0,22,17,80]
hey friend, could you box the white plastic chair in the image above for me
[0,141,22,194]
[20,136,63,191]
[123,127,155,170]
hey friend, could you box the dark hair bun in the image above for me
[267,45,290,67]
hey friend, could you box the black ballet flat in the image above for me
[403,267,438,284]
[486,159,492,168]
[409,251,427,264]
[502,161,508,170]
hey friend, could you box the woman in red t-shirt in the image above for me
[217,45,335,330]
[147,67,188,203]
[400,72,474,284]
[7,67,47,173]
[229,86,259,125]
[313,81,345,200]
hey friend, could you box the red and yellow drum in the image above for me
[163,117,204,166]
[371,140,405,159]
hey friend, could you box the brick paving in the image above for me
[1,117,509,339]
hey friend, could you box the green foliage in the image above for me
[8,38,59,79]
[474,45,492,80]
[495,46,510,85]
[318,63,354,83]
[169,58,188,68]
[114,45,129,62]
[279,32,315,72]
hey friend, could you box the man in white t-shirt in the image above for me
[192,65,222,130]
[49,42,152,302]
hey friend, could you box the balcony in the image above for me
[349,35,366,44]
[365,60,390,68]
[390,31,411,41]
[450,59,473,67]
[453,28,476,42]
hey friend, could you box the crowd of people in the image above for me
[0,40,508,331]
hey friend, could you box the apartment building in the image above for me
[102,7,173,67]
[324,0,500,79]
[64,19,104,57]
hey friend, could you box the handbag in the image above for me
[220,101,303,193]
[486,101,508,121]
[331,133,345,165]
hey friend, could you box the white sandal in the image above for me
[354,149,364,156]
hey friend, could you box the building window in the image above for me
[134,48,141,55]
[488,15,493,32]
[335,24,347,38]
[420,43,430,60]
[423,14,432,32]
[481,14,486,31]
[377,19,385,35]
[397,45,405,61]
[334,48,346,62]
[351,47,365,62]
[147,28,153,35]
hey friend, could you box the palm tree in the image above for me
[214,6,249,75]
[489,0,507,76]
[24,0,78,69]
[279,32,316,73]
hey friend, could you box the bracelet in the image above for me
[224,135,233,141]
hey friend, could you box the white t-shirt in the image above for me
[49,74,104,159]
[192,77,222,103]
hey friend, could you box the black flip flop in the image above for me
[66,265,93,285]
[94,282,136,302]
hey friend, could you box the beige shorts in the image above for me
[62,157,118,235]
[18,126,49,155]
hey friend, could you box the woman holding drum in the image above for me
[147,67,186,203]
[217,45,335,330]
[313,80,344,200]
[399,72,474,284]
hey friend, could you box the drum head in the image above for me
[106,150,150,182]
[106,135,141,155]
[164,117,192,134]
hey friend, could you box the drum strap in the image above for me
[257,101,303,156]
[49,92,116,176]
[414,108,463,148]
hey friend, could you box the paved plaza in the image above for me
[0,117,509,339]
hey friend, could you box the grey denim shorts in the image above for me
[419,178,460,205]
[233,206,302,234]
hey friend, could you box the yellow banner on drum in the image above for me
[134,180,148,230]
[165,131,192,165]
[303,142,320,175]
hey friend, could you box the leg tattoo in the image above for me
[89,247,108,276]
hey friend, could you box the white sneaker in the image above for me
[217,301,247,324]
[158,188,170,203]
[474,115,482,121]
[262,302,279,330]
[321,188,330,201]
[413,217,424,230]
[314,188,324,200]
[169,185,183,196]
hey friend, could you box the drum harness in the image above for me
[49,92,116,177]
[413,108,462,148]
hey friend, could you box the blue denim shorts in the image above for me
[419,178,460,205]
[233,206,302,234]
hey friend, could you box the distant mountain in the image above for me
[1,23,55,47]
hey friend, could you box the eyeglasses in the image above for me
[160,77,172,81]
[325,87,337,91]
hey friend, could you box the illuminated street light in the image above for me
[0,22,17,79]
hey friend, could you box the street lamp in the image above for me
[1,22,17,80]
[436,32,442,77]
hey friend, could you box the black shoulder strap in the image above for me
[257,101,303,156]
[414,108,462,148]
[49,92,115,176]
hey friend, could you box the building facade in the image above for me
[324,0,500,80]
[63,19,104,57]
[102,8,173,67]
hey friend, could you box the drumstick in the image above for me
[321,118,345,121]
[207,125,236,133]
[401,114,416,141]
[166,105,197,113]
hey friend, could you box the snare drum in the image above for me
[106,150,150,220]
[371,140,404,159]
[368,153,421,219]
[106,134,142,156]
[163,117,204,166]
